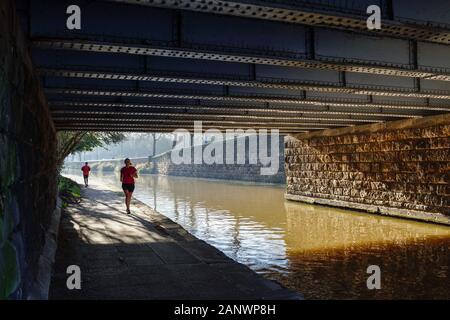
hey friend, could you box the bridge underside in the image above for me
[4,0,450,302]
[11,0,450,224]
[2,0,450,300]
[14,0,450,133]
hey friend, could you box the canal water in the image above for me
[65,170,450,299]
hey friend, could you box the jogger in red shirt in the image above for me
[120,158,138,214]
[81,162,91,187]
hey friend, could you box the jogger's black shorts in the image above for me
[122,183,135,193]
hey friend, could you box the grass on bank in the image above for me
[58,176,81,207]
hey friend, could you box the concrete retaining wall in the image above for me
[285,114,450,225]
[0,0,58,299]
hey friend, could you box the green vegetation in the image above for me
[71,133,175,161]
[58,176,81,207]
[0,141,20,299]
[0,240,20,299]
[0,194,20,299]
[57,132,126,168]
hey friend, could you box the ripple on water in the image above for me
[63,171,450,299]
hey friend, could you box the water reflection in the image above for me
[134,174,290,273]
[65,170,450,299]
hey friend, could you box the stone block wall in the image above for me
[146,135,286,184]
[64,157,149,172]
[285,114,450,225]
[0,0,58,299]
[65,136,286,184]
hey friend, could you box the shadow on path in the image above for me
[50,178,301,300]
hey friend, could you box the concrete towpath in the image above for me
[50,176,300,300]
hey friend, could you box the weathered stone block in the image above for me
[285,117,450,224]
[0,0,57,299]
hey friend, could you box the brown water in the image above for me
[66,171,450,299]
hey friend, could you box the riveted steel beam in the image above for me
[53,122,316,129]
[55,127,308,133]
[53,120,331,131]
[49,109,389,122]
[38,68,450,100]
[52,116,357,126]
[51,113,381,127]
[33,39,450,82]
[49,101,420,119]
[53,122,315,129]
[53,122,321,129]
[44,87,450,112]
[104,0,450,45]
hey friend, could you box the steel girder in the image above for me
[51,113,377,125]
[28,2,450,79]
[44,88,450,113]
[38,68,450,101]
[104,0,450,45]
[54,128,307,133]
[33,38,449,80]
[52,120,329,132]
[48,101,421,119]
[22,0,450,131]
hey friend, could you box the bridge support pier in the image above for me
[285,114,450,225]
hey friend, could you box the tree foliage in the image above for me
[56,131,126,168]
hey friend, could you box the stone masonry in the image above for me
[147,135,286,184]
[285,114,450,225]
[0,0,58,299]
[65,135,286,184]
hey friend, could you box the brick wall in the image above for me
[285,114,450,225]
[0,0,58,298]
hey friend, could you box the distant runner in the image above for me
[120,158,138,214]
[81,162,91,187]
